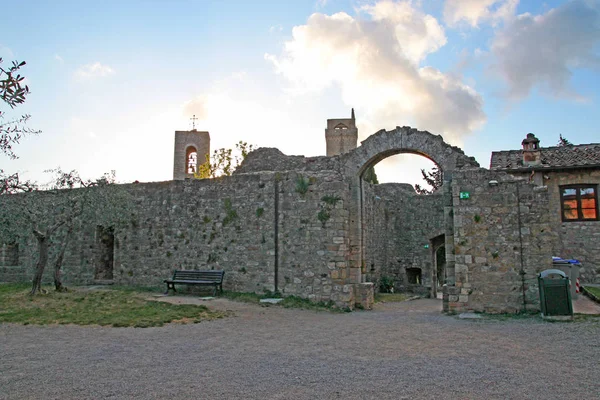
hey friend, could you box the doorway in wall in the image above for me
[94,226,114,281]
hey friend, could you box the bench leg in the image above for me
[164,283,177,295]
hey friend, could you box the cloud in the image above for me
[444,0,518,28]
[182,96,209,123]
[265,0,485,142]
[75,62,115,79]
[269,24,283,34]
[491,0,600,100]
[54,54,64,63]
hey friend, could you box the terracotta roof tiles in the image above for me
[490,143,600,170]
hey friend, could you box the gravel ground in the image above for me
[1,298,599,400]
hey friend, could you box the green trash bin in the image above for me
[538,269,573,319]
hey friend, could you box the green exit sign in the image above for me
[459,192,470,199]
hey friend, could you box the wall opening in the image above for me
[435,245,446,287]
[1,243,19,266]
[94,226,114,281]
[361,151,445,297]
[406,268,422,284]
[186,146,198,174]
[370,153,442,190]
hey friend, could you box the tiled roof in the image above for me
[490,143,600,170]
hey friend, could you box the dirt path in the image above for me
[1,298,598,400]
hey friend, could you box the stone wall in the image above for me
[4,127,597,313]
[508,169,600,284]
[0,167,361,308]
[448,169,557,313]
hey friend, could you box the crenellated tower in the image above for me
[325,108,358,156]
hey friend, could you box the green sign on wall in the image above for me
[459,192,470,199]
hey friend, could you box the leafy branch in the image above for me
[0,58,40,159]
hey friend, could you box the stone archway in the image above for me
[340,126,479,305]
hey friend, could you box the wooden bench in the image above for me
[164,270,225,296]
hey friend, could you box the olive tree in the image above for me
[0,169,135,294]
[196,141,255,179]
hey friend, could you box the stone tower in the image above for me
[173,129,210,180]
[325,108,358,156]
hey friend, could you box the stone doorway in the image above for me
[430,234,446,298]
[94,226,114,281]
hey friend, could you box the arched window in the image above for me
[186,146,198,174]
[334,123,348,130]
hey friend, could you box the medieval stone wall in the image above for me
[4,127,596,313]
[449,169,557,313]
[0,167,359,307]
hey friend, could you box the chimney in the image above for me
[522,133,541,166]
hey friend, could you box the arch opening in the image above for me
[344,127,478,307]
[361,152,446,300]
[359,152,443,192]
[186,146,198,174]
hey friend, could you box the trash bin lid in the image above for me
[552,256,581,265]
[539,269,568,279]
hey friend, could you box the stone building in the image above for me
[1,118,599,314]
[490,133,600,284]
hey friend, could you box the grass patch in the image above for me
[584,286,600,299]
[222,290,343,312]
[375,293,411,303]
[0,283,227,328]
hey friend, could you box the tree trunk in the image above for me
[54,225,73,292]
[30,231,49,295]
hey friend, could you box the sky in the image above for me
[1,0,599,186]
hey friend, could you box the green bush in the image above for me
[379,275,395,293]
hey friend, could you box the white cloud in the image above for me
[180,92,295,154]
[54,54,64,63]
[444,0,519,28]
[491,0,600,100]
[75,62,115,79]
[182,96,209,122]
[265,1,485,142]
[269,24,283,34]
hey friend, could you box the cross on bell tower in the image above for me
[190,114,198,131]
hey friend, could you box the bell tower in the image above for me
[325,108,358,156]
[173,128,210,180]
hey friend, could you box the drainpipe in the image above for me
[274,178,280,294]
[515,183,527,312]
